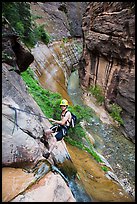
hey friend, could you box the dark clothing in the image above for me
[49,109,71,141]
[50,124,69,141]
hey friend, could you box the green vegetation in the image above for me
[31,14,43,20]
[101,166,109,172]
[60,38,68,49]
[2,2,31,42]
[89,85,105,105]
[32,24,51,46]
[62,37,68,43]
[65,137,102,163]
[76,44,83,55]
[2,2,51,47]
[21,67,62,118]
[21,67,104,165]
[110,103,124,125]
[89,85,123,125]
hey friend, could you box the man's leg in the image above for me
[43,125,58,138]
[45,130,64,158]
[48,136,57,153]
[44,128,54,137]
[42,136,57,159]
[43,129,65,159]
[40,128,53,148]
[42,128,57,159]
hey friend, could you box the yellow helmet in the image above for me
[60,99,68,106]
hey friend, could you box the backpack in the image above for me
[70,112,77,128]
[63,111,77,128]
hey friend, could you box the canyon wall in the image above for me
[30,2,89,40]
[79,2,135,142]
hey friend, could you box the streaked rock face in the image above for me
[30,2,89,40]
[79,2,135,142]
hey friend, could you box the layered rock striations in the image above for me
[30,2,89,40]
[79,2,135,142]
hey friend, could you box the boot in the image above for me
[43,152,50,159]
[40,137,49,149]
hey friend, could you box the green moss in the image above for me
[21,67,62,118]
[65,137,102,163]
[62,37,68,43]
[34,24,51,45]
[110,103,124,125]
[89,84,124,126]
[89,85,105,105]
[101,166,109,172]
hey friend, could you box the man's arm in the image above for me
[49,112,70,125]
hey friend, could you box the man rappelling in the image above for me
[41,99,72,158]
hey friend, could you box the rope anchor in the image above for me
[11,107,18,135]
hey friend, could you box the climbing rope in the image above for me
[2,103,49,135]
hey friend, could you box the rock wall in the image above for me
[79,2,135,142]
[8,171,76,202]
[30,2,89,40]
[2,16,34,73]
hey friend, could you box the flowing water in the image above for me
[51,164,92,202]
[66,143,133,202]
[68,70,83,106]
[67,70,135,200]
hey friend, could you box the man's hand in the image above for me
[49,118,56,123]
[49,118,54,122]
[49,118,62,125]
